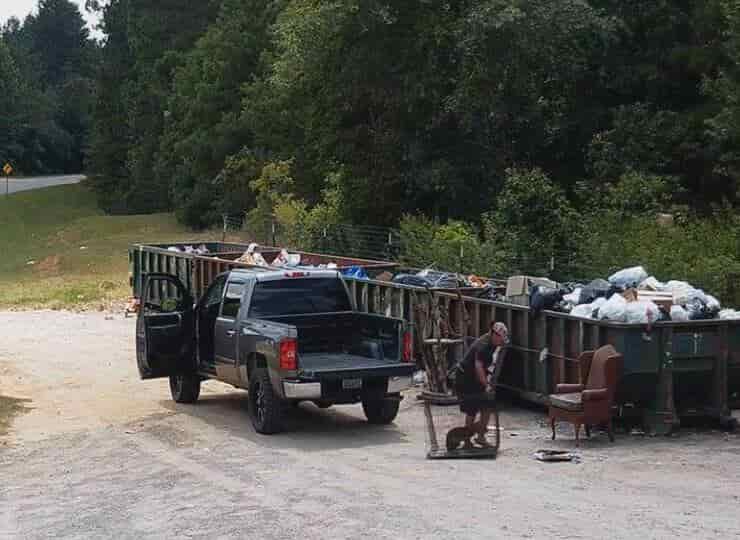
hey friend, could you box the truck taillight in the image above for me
[280,339,298,370]
[402,332,412,362]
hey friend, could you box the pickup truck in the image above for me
[135,268,414,434]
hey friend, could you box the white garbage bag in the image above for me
[719,309,740,320]
[638,276,664,291]
[598,294,628,322]
[608,266,648,288]
[563,288,582,305]
[571,303,596,319]
[624,300,660,324]
[663,280,696,305]
[670,305,689,322]
[592,297,608,309]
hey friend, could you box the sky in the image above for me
[2,0,101,35]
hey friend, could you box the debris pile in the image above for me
[509,266,738,323]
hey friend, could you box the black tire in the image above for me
[248,368,283,434]
[169,373,201,404]
[362,393,400,425]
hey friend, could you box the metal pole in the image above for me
[5,175,8,196]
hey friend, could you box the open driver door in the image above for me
[136,273,196,379]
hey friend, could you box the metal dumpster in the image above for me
[129,242,398,301]
[342,276,740,433]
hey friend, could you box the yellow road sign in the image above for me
[3,163,12,176]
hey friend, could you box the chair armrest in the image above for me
[555,384,584,394]
[582,388,608,402]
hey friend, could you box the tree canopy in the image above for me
[4,0,740,238]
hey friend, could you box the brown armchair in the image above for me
[548,345,623,446]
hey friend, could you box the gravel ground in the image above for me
[1,311,739,539]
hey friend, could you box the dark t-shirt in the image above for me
[457,335,495,390]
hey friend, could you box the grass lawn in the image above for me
[0,182,218,310]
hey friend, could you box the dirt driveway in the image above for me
[1,311,739,539]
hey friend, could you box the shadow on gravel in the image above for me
[159,392,409,452]
[0,395,31,437]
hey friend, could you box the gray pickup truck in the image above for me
[135,269,414,433]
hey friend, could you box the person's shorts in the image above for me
[455,378,492,415]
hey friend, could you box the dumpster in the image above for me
[129,241,398,301]
[342,276,740,434]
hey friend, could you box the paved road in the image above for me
[2,174,84,195]
[2,311,740,540]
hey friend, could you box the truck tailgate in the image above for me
[299,353,414,380]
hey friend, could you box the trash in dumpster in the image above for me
[670,305,689,321]
[529,285,565,316]
[719,309,740,320]
[235,243,269,266]
[608,266,648,289]
[340,266,369,280]
[638,276,664,291]
[579,278,618,305]
[624,300,660,324]
[597,293,628,322]
[167,244,210,254]
[272,248,301,267]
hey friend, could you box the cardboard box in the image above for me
[637,290,673,310]
[506,276,558,306]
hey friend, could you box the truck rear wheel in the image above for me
[169,373,201,404]
[362,393,400,425]
[248,369,283,434]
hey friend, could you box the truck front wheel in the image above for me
[249,369,283,434]
[362,393,400,425]
[169,373,201,404]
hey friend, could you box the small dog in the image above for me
[445,426,477,451]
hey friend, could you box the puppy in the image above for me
[445,426,477,451]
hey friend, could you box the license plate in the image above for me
[342,378,362,390]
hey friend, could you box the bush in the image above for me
[399,215,489,275]
[574,208,740,304]
[485,167,579,277]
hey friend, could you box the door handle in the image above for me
[226,330,236,338]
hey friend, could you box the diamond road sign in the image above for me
[3,163,12,176]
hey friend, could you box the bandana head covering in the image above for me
[492,322,509,344]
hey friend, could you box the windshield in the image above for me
[249,278,352,318]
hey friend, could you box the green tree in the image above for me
[485,168,578,276]
[88,0,134,212]
[157,0,285,227]
[0,40,23,167]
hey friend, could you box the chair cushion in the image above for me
[549,392,583,412]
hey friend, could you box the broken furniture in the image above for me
[548,345,623,446]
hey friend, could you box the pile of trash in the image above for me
[519,266,739,323]
[167,244,210,255]
[392,269,502,299]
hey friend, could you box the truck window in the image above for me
[249,278,352,318]
[203,275,227,307]
[221,282,245,319]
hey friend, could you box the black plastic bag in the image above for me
[392,274,432,288]
[686,298,715,320]
[530,286,565,316]
[579,278,619,304]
